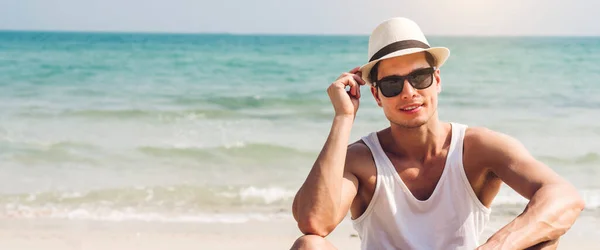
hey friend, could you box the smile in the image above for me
[399,104,423,113]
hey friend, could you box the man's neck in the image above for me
[386,117,450,161]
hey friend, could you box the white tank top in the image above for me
[352,123,491,250]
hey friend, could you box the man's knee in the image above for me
[290,235,333,250]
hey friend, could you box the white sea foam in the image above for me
[238,186,296,204]
[0,186,598,223]
[1,203,291,223]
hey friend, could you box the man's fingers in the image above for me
[352,74,366,86]
[336,72,365,86]
[330,81,347,91]
[347,76,359,97]
[346,90,355,99]
[332,72,363,98]
[348,87,361,99]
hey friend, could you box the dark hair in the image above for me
[369,51,437,84]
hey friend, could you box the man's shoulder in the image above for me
[345,139,377,174]
[463,125,529,167]
[464,126,519,149]
[347,128,389,159]
[348,139,373,160]
[464,126,496,143]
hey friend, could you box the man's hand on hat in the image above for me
[327,66,366,118]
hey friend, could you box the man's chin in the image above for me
[391,119,429,129]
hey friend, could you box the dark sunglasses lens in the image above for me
[409,69,434,89]
[379,78,403,97]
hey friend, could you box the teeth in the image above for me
[402,105,419,111]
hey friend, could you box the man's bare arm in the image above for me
[292,67,366,237]
[468,128,585,250]
[292,116,360,237]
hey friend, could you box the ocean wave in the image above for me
[3,140,102,165]
[538,152,600,165]
[17,106,335,121]
[138,143,316,162]
[2,137,316,166]
[0,185,297,223]
[0,205,291,223]
[0,185,297,209]
[207,96,327,110]
[489,188,600,217]
[218,186,296,204]
[0,186,597,222]
[24,109,234,120]
[33,95,330,121]
[62,109,155,118]
[172,94,328,109]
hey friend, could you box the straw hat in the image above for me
[359,17,450,85]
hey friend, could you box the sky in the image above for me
[1,0,599,36]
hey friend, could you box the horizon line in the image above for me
[1,28,599,38]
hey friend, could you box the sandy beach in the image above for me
[2,29,600,250]
[1,214,597,250]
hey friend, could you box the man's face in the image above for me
[370,52,441,129]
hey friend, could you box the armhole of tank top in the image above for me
[455,124,492,214]
[351,135,383,224]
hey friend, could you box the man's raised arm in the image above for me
[292,67,365,237]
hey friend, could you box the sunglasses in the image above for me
[374,67,436,97]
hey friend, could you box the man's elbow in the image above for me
[297,217,336,237]
[571,195,586,217]
[552,186,586,237]
[575,190,586,211]
[564,185,586,212]
[549,182,586,211]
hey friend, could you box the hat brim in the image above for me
[359,47,450,85]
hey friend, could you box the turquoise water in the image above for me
[0,31,599,222]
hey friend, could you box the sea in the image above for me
[0,31,599,223]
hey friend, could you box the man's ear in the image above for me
[370,85,382,107]
[435,69,442,94]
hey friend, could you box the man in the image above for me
[290,17,585,250]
